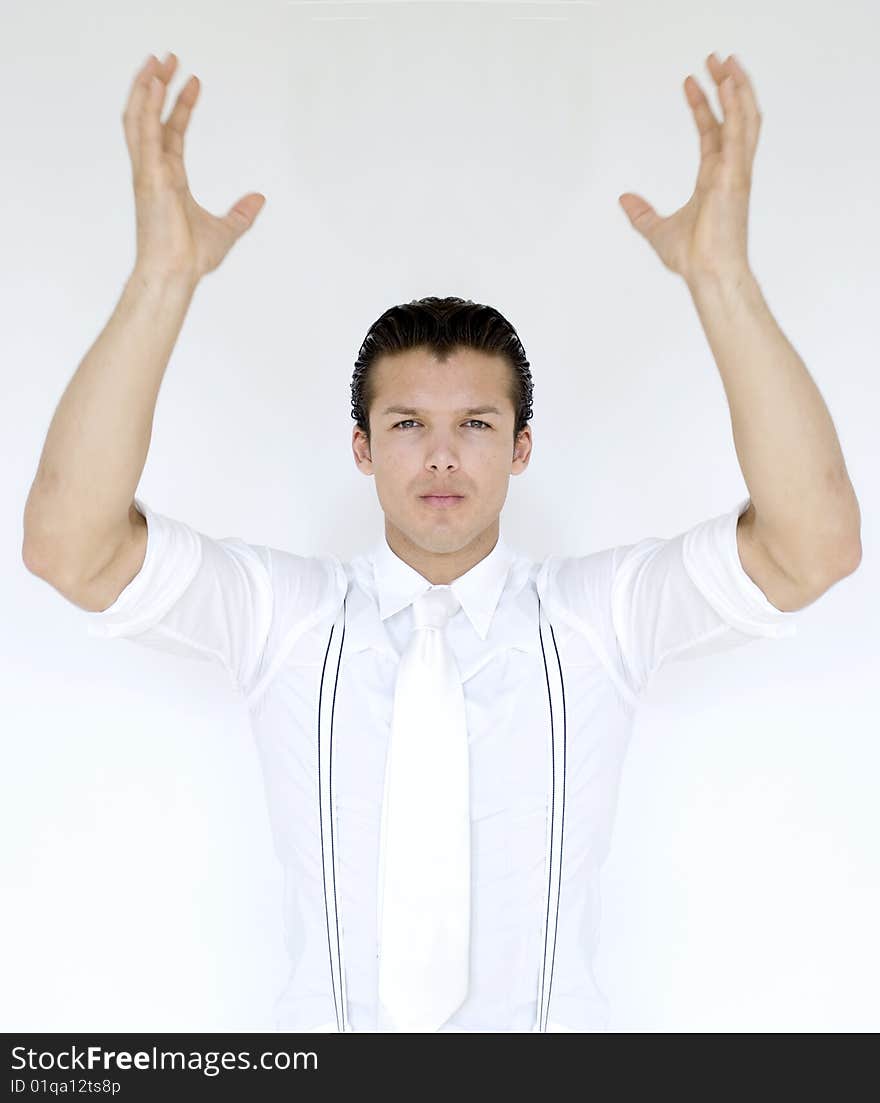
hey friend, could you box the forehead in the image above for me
[370,347,513,410]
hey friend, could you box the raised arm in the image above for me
[22,51,266,607]
[619,52,861,607]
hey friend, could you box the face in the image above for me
[351,346,532,584]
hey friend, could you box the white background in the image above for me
[4,0,878,1031]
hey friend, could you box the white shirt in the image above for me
[83,495,802,1032]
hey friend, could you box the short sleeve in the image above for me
[82,497,338,698]
[539,497,804,703]
[610,496,802,696]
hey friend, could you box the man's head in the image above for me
[350,297,534,583]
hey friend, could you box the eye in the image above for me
[391,419,492,430]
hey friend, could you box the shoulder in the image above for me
[265,547,349,616]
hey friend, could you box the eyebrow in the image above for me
[380,405,503,417]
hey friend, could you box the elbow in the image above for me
[22,539,57,580]
[821,488,863,581]
[840,537,862,577]
[22,532,47,577]
[839,494,863,576]
[810,531,862,587]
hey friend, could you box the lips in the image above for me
[419,494,465,509]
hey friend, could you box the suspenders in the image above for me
[535,593,567,1033]
[316,589,567,1033]
[316,594,351,1032]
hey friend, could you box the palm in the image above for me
[620,191,700,277]
[619,53,761,284]
[183,188,253,277]
[126,52,265,278]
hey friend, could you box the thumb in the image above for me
[222,192,267,238]
[618,192,661,239]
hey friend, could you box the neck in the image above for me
[385,518,500,584]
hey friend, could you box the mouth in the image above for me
[419,495,465,509]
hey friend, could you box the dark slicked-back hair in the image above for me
[350,296,534,449]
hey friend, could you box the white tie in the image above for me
[376,585,471,1032]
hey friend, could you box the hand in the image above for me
[618,53,762,285]
[123,52,266,280]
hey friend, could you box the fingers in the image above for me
[706,53,761,169]
[709,53,761,120]
[686,54,760,183]
[139,59,171,184]
[123,54,165,174]
[685,75,723,162]
[123,52,191,182]
[122,55,154,174]
[719,71,747,176]
[162,73,200,163]
[727,55,762,165]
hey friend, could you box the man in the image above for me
[23,51,861,1032]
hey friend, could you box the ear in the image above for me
[352,426,374,474]
[512,427,532,473]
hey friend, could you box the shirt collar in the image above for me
[370,531,518,642]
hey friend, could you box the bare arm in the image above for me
[22,267,197,582]
[22,50,265,589]
[686,268,862,585]
[618,54,860,598]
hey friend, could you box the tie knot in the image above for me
[412,585,460,630]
